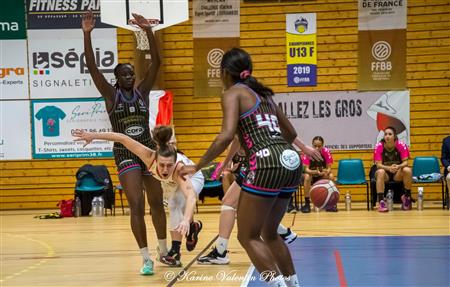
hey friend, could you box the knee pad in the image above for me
[221,204,236,212]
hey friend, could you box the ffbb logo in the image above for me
[32,48,115,75]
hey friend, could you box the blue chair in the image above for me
[75,173,108,216]
[199,180,223,202]
[412,156,446,209]
[336,159,370,210]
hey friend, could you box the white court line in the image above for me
[240,264,255,287]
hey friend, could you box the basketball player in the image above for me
[181,48,303,287]
[300,136,334,213]
[82,11,167,275]
[374,126,412,212]
[198,136,320,265]
[73,126,203,269]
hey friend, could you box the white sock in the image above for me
[268,275,287,287]
[158,239,168,255]
[140,247,151,262]
[284,274,300,287]
[277,224,288,235]
[216,236,229,255]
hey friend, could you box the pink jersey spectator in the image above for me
[302,147,333,166]
[373,140,410,162]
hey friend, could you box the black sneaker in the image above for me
[287,203,297,213]
[159,248,182,267]
[197,247,230,265]
[279,228,298,244]
[186,220,202,252]
[300,203,311,213]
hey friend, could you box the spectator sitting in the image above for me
[374,126,412,212]
[300,136,334,213]
[441,135,450,196]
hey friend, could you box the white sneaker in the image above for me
[280,228,298,244]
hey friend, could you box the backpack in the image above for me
[57,199,74,217]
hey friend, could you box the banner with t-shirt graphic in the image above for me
[358,0,407,90]
[274,90,410,150]
[286,13,317,87]
[31,98,113,159]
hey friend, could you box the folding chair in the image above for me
[336,159,370,210]
[412,156,447,209]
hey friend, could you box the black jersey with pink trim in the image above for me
[236,85,287,158]
[108,88,156,151]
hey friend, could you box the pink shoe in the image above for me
[378,200,388,212]
[401,195,412,210]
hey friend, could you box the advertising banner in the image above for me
[0,0,27,39]
[274,90,410,150]
[27,0,112,29]
[0,40,29,100]
[0,101,32,160]
[27,29,117,99]
[286,13,317,87]
[358,0,407,90]
[31,98,113,159]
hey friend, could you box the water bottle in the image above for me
[387,190,394,211]
[74,197,81,217]
[345,191,352,211]
[314,205,320,212]
[98,196,105,216]
[417,187,424,211]
[91,196,99,216]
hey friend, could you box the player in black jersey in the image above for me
[82,11,166,275]
[181,48,316,286]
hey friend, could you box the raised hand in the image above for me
[303,145,323,162]
[129,13,159,29]
[82,10,96,33]
[73,129,94,147]
[175,219,190,236]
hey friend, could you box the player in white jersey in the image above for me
[73,126,203,267]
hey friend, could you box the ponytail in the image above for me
[152,125,177,160]
[221,48,273,98]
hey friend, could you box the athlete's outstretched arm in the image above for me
[218,135,241,175]
[132,14,161,99]
[73,129,155,167]
[82,11,115,108]
[173,169,197,236]
[194,90,240,171]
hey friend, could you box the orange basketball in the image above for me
[310,179,340,210]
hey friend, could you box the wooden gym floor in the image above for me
[1,203,449,287]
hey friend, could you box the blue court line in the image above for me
[244,236,450,287]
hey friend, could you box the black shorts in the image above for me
[113,147,150,176]
[240,144,302,197]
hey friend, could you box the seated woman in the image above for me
[300,136,334,213]
[374,126,411,212]
[73,126,203,267]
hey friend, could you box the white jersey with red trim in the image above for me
[149,153,196,194]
